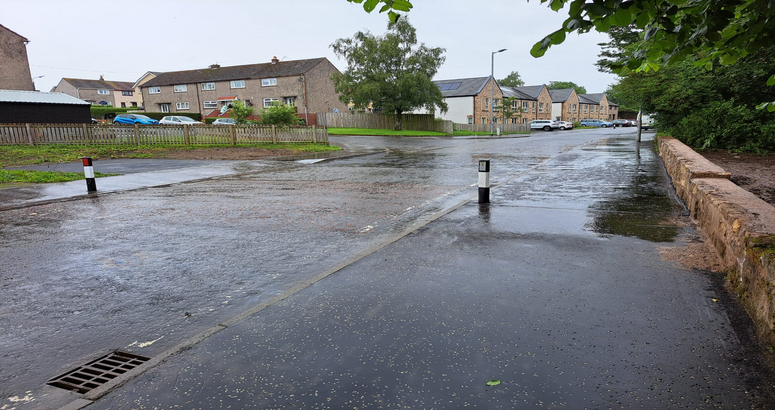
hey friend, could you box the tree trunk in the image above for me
[395,110,403,131]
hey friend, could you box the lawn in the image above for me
[0,169,117,184]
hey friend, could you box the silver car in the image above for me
[530,120,559,131]
[159,115,204,125]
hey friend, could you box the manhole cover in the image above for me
[47,351,151,394]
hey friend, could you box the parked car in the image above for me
[641,115,655,130]
[159,116,204,125]
[627,119,638,126]
[579,119,614,128]
[530,120,560,131]
[212,118,236,125]
[558,121,574,130]
[113,114,159,125]
[611,119,631,127]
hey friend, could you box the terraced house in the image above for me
[578,93,611,121]
[139,57,347,124]
[51,76,137,107]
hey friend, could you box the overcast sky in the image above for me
[4,0,619,94]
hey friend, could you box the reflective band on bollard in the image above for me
[478,159,490,204]
[82,157,97,192]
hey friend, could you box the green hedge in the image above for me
[90,106,135,119]
[142,112,202,121]
[204,117,218,124]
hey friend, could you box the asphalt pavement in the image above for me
[2,129,774,409]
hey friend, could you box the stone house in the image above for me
[0,24,34,91]
[501,85,554,124]
[51,77,138,107]
[578,93,611,120]
[607,101,619,120]
[139,57,348,124]
[549,88,582,122]
[415,77,498,124]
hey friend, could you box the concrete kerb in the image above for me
[658,136,775,347]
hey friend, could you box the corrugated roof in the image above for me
[0,90,90,105]
[62,78,135,91]
[433,77,490,97]
[142,58,328,87]
[549,89,574,103]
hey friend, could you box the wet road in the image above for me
[1,129,773,409]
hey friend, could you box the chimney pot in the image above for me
[99,75,104,81]
[209,64,220,69]
[271,56,279,64]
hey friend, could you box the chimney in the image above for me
[99,75,104,81]
[271,56,279,64]
[209,63,220,69]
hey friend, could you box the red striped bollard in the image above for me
[82,157,97,192]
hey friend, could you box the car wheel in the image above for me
[559,126,566,130]
[601,124,607,128]
[543,126,551,131]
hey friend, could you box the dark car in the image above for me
[113,113,159,125]
[611,119,631,127]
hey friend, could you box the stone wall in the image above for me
[658,136,775,346]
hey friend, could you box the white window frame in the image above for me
[203,101,217,109]
[263,98,279,107]
[522,101,529,110]
[230,80,245,89]
[148,87,161,94]
[173,84,187,93]
[261,78,277,87]
[97,89,110,95]
[176,102,190,110]
[467,117,473,124]
[285,97,296,106]
[159,103,170,113]
[201,82,215,91]
[121,91,133,96]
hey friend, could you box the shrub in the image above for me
[259,102,301,126]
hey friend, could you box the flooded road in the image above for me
[2,129,772,409]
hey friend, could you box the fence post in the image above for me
[312,125,317,144]
[82,124,90,146]
[183,124,190,146]
[134,124,140,146]
[25,123,34,146]
[271,125,277,144]
[230,125,236,146]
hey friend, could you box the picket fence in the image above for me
[454,123,530,134]
[0,123,328,146]
[318,113,453,134]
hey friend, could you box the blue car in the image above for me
[113,113,159,125]
[579,118,614,128]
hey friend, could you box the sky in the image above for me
[3,0,619,95]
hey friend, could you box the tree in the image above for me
[595,25,640,74]
[498,71,524,87]
[330,19,447,130]
[260,102,301,126]
[229,100,254,124]
[547,81,587,95]
[497,97,523,124]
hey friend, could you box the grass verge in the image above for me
[1,170,118,184]
[0,143,339,168]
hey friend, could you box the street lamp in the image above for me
[32,75,44,91]
[490,49,506,136]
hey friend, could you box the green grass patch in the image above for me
[0,143,339,168]
[328,128,451,136]
[0,170,118,184]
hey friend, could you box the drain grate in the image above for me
[47,351,151,394]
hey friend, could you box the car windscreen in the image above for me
[134,115,151,120]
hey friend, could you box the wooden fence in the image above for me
[318,113,453,134]
[0,123,329,146]
[454,123,530,134]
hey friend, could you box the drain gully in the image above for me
[47,351,151,394]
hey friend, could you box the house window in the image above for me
[121,91,133,96]
[522,101,529,110]
[468,117,473,124]
[285,97,296,106]
[522,118,528,124]
[512,101,518,110]
[494,99,500,110]
[532,102,536,110]
[201,82,215,90]
[204,101,217,109]
[130,101,137,107]
[484,98,489,109]
[176,102,190,110]
[511,118,518,124]
[572,104,577,112]
[120,102,126,108]
[263,98,279,107]
[230,80,245,89]
[262,78,277,87]
[584,106,588,113]
[149,87,161,94]
[174,85,187,92]
[481,117,486,124]
[539,103,544,112]
[160,103,170,113]
[97,89,110,95]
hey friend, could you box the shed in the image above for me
[0,90,91,123]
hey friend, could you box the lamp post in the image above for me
[32,75,44,91]
[490,49,506,136]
